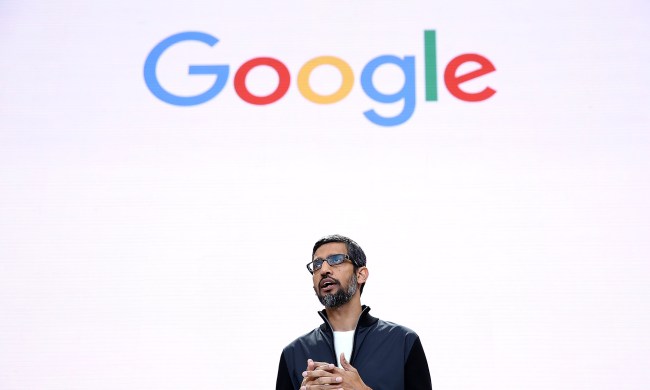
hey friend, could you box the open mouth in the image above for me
[320,278,338,292]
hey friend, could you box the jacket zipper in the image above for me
[319,314,339,364]
[319,306,370,366]
[349,306,370,365]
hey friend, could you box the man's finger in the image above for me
[302,367,337,379]
[300,375,343,388]
[301,385,344,390]
[340,353,358,373]
[305,360,332,370]
[313,362,335,372]
[316,375,343,385]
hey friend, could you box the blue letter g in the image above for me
[144,32,229,106]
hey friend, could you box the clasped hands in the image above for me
[299,353,371,390]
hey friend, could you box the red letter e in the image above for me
[444,54,496,102]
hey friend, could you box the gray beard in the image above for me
[316,273,358,308]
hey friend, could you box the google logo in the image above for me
[144,30,496,126]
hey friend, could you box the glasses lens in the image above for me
[309,254,347,273]
[327,254,346,265]
[311,259,324,272]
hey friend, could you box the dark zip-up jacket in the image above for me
[276,306,432,390]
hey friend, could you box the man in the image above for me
[276,234,432,390]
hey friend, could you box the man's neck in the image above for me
[325,297,362,331]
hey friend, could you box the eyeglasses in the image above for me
[306,254,352,274]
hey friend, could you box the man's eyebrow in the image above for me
[314,253,344,259]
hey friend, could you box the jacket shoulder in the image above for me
[375,318,420,338]
[372,318,422,356]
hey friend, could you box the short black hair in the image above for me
[312,234,367,294]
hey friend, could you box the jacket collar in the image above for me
[317,305,378,333]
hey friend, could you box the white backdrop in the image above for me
[1,1,649,389]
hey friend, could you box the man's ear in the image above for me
[357,267,369,284]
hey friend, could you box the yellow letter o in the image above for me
[298,56,354,104]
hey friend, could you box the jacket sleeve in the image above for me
[276,353,295,390]
[404,336,432,390]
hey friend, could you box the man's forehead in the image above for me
[313,242,348,258]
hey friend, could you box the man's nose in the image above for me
[318,260,333,275]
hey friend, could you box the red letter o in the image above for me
[234,57,290,105]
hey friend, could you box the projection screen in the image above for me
[1,1,649,389]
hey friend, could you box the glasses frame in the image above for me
[306,254,353,274]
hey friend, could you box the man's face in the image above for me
[312,242,358,308]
